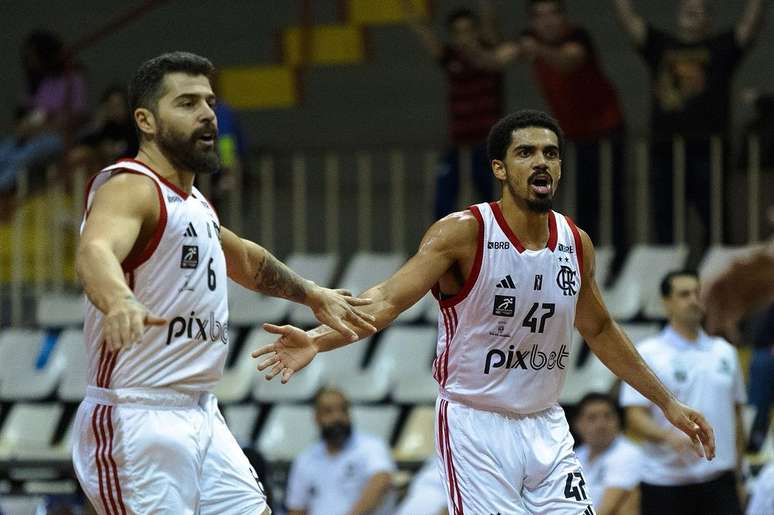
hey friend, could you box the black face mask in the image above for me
[321,421,352,447]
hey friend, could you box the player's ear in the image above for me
[134,107,156,138]
[492,159,507,181]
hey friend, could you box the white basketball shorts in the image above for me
[72,386,269,515]
[435,397,595,515]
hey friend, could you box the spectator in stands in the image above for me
[211,99,248,208]
[620,270,747,515]
[394,456,448,515]
[612,0,765,247]
[285,387,396,515]
[573,392,642,515]
[739,88,774,170]
[68,85,138,175]
[0,30,88,192]
[402,0,516,219]
[514,0,627,257]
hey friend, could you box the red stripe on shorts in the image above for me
[98,405,120,515]
[443,400,464,515]
[106,406,127,514]
[91,405,113,514]
[438,400,459,515]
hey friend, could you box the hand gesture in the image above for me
[252,323,318,383]
[307,286,377,341]
[662,399,716,460]
[103,295,166,351]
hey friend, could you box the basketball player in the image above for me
[72,52,376,515]
[253,110,716,514]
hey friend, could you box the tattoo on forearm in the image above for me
[254,252,307,302]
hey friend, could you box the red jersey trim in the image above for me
[106,170,168,273]
[489,202,558,252]
[118,158,189,200]
[432,205,484,308]
[566,215,585,277]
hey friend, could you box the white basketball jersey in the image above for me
[81,159,229,393]
[432,202,584,414]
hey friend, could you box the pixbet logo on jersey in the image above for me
[484,344,569,373]
[165,311,229,346]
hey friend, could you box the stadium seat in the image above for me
[214,326,260,403]
[603,244,688,320]
[0,329,64,401]
[228,279,290,326]
[55,329,88,401]
[256,404,317,461]
[393,405,435,462]
[336,252,405,296]
[48,413,75,460]
[593,245,615,286]
[351,405,400,443]
[0,496,44,515]
[560,332,616,404]
[698,245,754,282]
[619,322,661,345]
[222,404,260,448]
[0,403,64,460]
[395,292,433,324]
[379,327,437,403]
[286,253,339,327]
[35,292,85,327]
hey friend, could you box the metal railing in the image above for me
[1,136,770,326]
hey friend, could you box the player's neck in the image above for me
[136,145,196,194]
[498,197,551,250]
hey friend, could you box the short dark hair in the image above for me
[487,109,564,162]
[575,392,620,419]
[660,269,699,298]
[446,8,479,29]
[527,0,566,12]
[128,51,214,114]
[313,386,348,410]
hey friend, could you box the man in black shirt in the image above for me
[613,0,765,246]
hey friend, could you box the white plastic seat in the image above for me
[351,405,400,443]
[603,244,688,320]
[337,252,405,295]
[0,329,65,401]
[593,246,615,286]
[228,279,290,326]
[393,406,436,462]
[698,245,754,282]
[49,413,75,460]
[35,293,85,327]
[256,404,317,461]
[395,293,434,324]
[0,403,64,459]
[222,404,260,448]
[560,332,616,405]
[286,253,339,326]
[215,326,261,403]
[619,322,661,346]
[0,496,45,515]
[55,329,88,401]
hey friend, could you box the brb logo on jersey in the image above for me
[484,344,569,373]
[166,311,229,346]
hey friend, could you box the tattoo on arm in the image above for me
[253,252,308,302]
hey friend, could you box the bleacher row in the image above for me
[0,245,754,468]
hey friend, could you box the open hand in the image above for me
[662,399,716,460]
[307,287,377,341]
[252,323,318,383]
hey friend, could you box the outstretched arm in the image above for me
[253,211,477,382]
[221,227,375,340]
[736,0,765,47]
[574,228,716,459]
[402,0,444,59]
[612,0,646,47]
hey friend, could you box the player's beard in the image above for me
[157,121,220,175]
[504,169,553,213]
